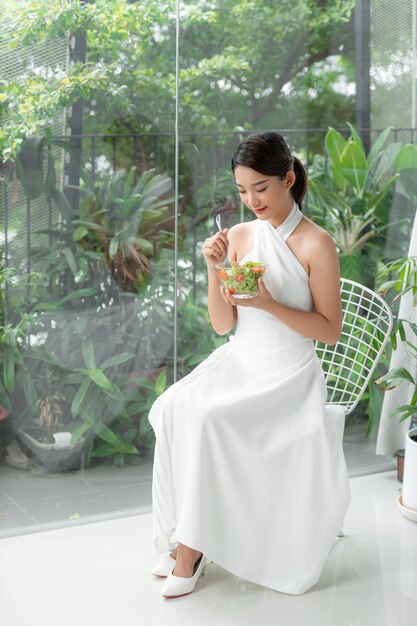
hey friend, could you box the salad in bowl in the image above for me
[214,260,268,299]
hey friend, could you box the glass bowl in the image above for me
[214,261,268,299]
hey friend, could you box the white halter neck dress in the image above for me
[148,202,351,595]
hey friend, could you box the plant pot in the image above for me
[402,427,417,512]
[16,426,85,473]
[395,449,405,482]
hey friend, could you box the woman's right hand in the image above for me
[202,228,229,266]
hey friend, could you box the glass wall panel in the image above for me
[2,0,415,538]
[370,0,417,465]
[0,0,176,536]
[176,0,396,477]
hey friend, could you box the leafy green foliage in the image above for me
[1,151,180,466]
[1,0,356,162]
[377,257,417,307]
[309,124,403,285]
[374,257,417,425]
[72,166,175,291]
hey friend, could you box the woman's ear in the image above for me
[285,171,296,189]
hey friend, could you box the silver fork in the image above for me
[215,213,227,262]
[215,213,222,231]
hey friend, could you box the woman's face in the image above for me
[234,165,295,224]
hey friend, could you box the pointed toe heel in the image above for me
[161,554,207,598]
[150,553,176,578]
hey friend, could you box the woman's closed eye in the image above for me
[238,187,268,194]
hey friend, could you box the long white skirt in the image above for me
[148,333,351,595]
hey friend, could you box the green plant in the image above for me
[14,333,142,466]
[308,124,403,283]
[0,261,38,412]
[370,145,417,423]
[1,249,174,466]
[0,0,356,163]
[72,166,175,292]
[0,318,27,412]
[177,292,227,377]
[113,368,168,462]
[15,132,75,219]
[374,255,417,424]
[394,144,417,207]
[34,366,66,441]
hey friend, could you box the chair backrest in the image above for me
[314,278,393,415]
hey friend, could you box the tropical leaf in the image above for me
[71,379,91,417]
[339,139,367,195]
[82,338,96,370]
[100,352,135,371]
[367,126,393,171]
[71,419,93,445]
[324,127,347,191]
[155,368,167,396]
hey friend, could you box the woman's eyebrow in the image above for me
[236,178,270,187]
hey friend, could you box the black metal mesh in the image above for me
[371,0,416,130]
[0,24,68,309]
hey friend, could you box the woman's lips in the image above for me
[254,207,267,214]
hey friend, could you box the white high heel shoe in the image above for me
[150,552,177,578]
[161,554,208,598]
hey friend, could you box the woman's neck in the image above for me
[266,197,295,229]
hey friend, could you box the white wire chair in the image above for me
[314,278,393,537]
[314,278,393,414]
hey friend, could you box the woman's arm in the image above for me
[267,230,342,344]
[221,230,343,345]
[206,264,237,335]
[202,226,238,335]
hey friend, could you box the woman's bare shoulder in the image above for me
[227,220,256,262]
[228,220,255,237]
[290,216,337,276]
[298,216,335,248]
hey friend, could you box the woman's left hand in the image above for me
[220,277,275,310]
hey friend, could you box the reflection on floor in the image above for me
[0,470,416,626]
[0,422,395,538]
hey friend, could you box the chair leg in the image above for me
[337,522,344,537]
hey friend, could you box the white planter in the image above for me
[16,427,85,473]
[402,427,417,512]
[53,432,73,448]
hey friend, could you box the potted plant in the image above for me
[14,362,88,473]
[16,366,85,471]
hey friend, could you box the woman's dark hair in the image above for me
[231,131,307,210]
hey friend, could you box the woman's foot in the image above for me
[171,543,203,578]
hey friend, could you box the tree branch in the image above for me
[255,29,313,120]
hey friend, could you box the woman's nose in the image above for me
[248,192,260,208]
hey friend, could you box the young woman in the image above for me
[148,131,351,599]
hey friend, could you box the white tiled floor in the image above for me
[1,469,416,626]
